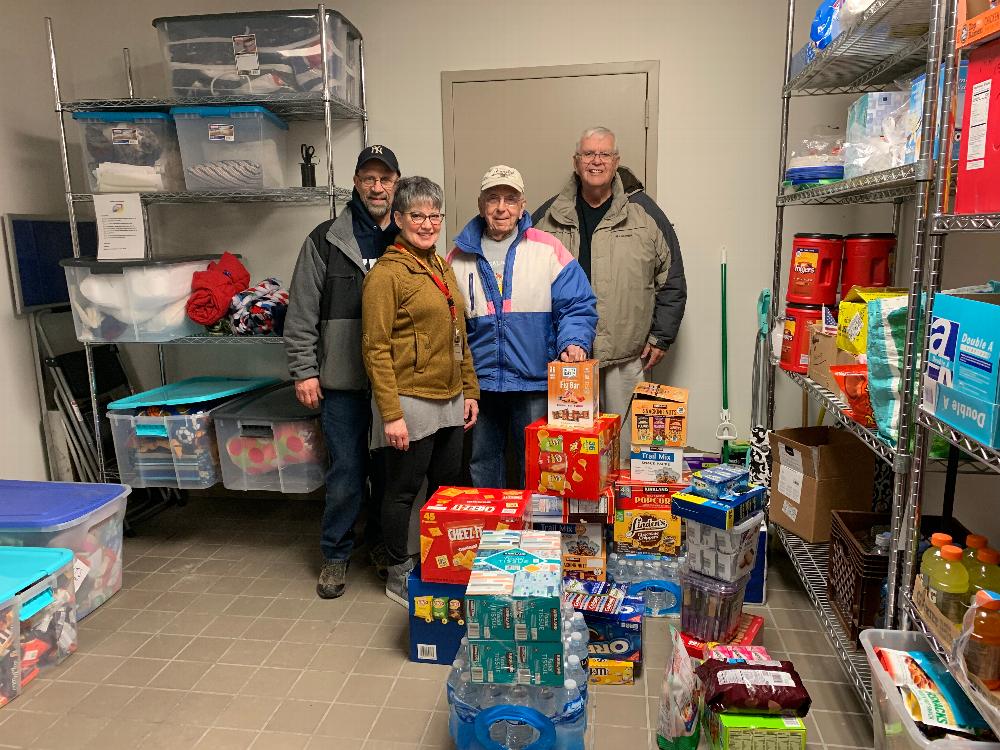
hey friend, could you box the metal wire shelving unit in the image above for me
[47,5,368,483]
[766,0,944,713]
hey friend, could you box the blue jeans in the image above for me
[470,391,547,489]
[320,389,381,562]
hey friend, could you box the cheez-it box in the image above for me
[630,383,688,449]
[419,487,530,584]
[548,360,599,428]
[525,414,621,501]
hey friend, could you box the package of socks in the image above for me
[60,255,224,343]
[72,111,185,193]
[213,382,326,493]
[153,10,362,106]
[107,376,278,490]
[0,547,78,708]
[171,106,288,191]
[0,481,129,619]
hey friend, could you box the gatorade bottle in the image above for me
[921,533,953,586]
[928,545,970,624]
[969,548,1000,602]
[966,590,1000,690]
[965,535,990,571]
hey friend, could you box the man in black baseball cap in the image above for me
[285,145,402,598]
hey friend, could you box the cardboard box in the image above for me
[744,523,768,606]
[529,488,614,525]
[584,595,644,668]
[630,383,688,449]
[418,487,530,584]
[807,322,857,394]
[923,376,1000,448]
[958,0,1000,49]
[837,287,906,355]
[531,521,606,581]
[768,427,875,542]
[468,639,563,686]
[629,448,683,483]
[680,613,764,658]
[547,359,599,428]
[705,711,807,750]
[408,571,466,665]
[671,485,768,531]
[613,473,684,555]
[525,414,621,500]
[927,292,1000,402]
[588,658,634,685]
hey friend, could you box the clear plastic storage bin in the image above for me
[680,568,750,642]
[213,382,326,493]
[171,106,287,190]
[107,376,278,490]
[71,111,185,193]
[861,629,1000,750]
[685,511,764,583]
[0,547,78,708]
[0,481,129,619]
[60,255,220,343]
[153,10,362,105]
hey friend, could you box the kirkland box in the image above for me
[629,448,683,483]
[529,488,614,525]
[704,712,807,750]
[630,383,688,449]
[213,382,326,493]
[926,292,1000,403]
[547,359,599,428]
[407,570,465,665]
[769,427,875,542]
[0,481,129,620]
[613,481,683,555]
[0,547,78,706]
[154,10,362,105]
[525,414,621,500]
[419,488,531,585]
[468,639,564,686]
[60,255,222,343]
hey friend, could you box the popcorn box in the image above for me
[525,414,621,500]
[613,473,684,555]
[671,485,768,530]
[588,658,635,685]
[690,465,749,500]
[547,359,599,428]
[419,487,530,584]
[529,488,615,524]
[630,382,688,449]
[532,521,606,581]
[629,448,684,483]
[469,639,564,686]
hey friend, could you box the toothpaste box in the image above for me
[584,595,644,668]
[526,414,621,500]
[469,639,564,686]
[630,382,688,449]
[548,359,600,428]
[923,376,1000,447]
[532,521,606,582]
[419,487,530,584]
[690,465,749,500]
[671,485,768,530]
[926,292,1000,403]
[587,658,634,685]
[629,448,684,483]
[613,473,684,555]
[530,487,615,524]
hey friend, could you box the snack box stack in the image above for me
[563,579,644,685]
[529,488,614,582]
[464,530,566,687]
[629,383,688,483]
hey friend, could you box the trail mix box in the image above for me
[531,521,606,581]
[529,487,614,525]
[629,448,684,483]
[418,488,530,584]
[526,414,621,500]
[630,382,688,449]
[547,359,599,428]
[613,472,684,555]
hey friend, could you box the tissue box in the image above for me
[532,522,606,582]
[547,359,599,428]
[837,287,906,355]
[630,383,688,449]
[469,639,564,686]
[629,448,684,483]
[525,414,621,500]
[419,487,530,584]
[705,711,807,750]
[407,571,466,665]
[671,486,767,530]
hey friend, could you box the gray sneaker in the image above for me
[369,543,390,582]
[385,558,415,608]
[317,559,349,599]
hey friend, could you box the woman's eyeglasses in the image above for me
[407,212,444,226]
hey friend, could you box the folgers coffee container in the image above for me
[780,304,823,373]
[840,233,895,299]
[787,233,843,305]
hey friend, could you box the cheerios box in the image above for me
[419,487,530,585]
[548,359,600,428]
[525,414,621,501]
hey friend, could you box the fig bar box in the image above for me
[613,471,684,555]
[630,382,688,449]
[526,414,621,500]
[419,487,530,585]
[548,359,599,428]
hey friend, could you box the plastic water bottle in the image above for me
[566,654,588,700]
[447,671,480,744]
[570,612,589,648]
[534,685,560,718]
[446,659,466,700]
[566,631,589,670]
[503,686,536,749]
[457,636,469,662]
[480,683,509,708]
[554,679,587,747]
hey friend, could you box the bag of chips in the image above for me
[830,364,875,428]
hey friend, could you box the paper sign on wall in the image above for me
[93,193,146,260]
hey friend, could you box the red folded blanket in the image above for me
[186,252,250,325]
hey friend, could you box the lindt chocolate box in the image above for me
[526,414,621,501]
[547,359,599,428]
[613,471,684,555]
[418,488,530,585]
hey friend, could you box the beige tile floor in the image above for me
[0,496,875,749]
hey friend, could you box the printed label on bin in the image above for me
[111,127,139,145]
[73,558,91,593]
[777,466,803,503]
[716,669,796,687]
[232,34,260,75]
[209,123,236,142]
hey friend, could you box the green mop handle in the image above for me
[721,248,730,463]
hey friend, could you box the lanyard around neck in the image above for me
[394,243,457,323]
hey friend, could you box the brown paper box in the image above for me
[768,427,875,542]
[806,322,856,395]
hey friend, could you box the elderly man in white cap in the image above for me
[447,165,597,489]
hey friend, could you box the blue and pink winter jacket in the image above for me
[447,212,597,392]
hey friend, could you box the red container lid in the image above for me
[845,233,896,239]
[794,233,843,240]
